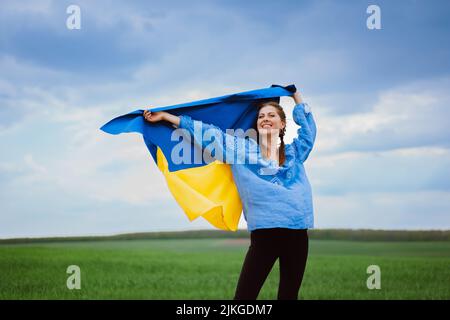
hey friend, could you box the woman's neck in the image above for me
[259,133,279,163]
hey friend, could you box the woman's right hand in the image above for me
[143,109,167,123]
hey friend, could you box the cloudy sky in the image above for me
[1,0,449,238]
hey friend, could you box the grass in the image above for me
[0,239,449,299]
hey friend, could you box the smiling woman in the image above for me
[255,101,287,164]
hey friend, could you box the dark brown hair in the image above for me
[254,101,286,166]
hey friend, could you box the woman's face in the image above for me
[257,105,285,135]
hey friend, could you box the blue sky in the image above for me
[1,0,449,237]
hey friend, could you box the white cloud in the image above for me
[306,146,450,195]
[0,0,53,15]
[311,76,450,154]
[315,190,450,229]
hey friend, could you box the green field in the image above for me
[0,238,449,299]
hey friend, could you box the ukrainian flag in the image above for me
[100,84,296,231]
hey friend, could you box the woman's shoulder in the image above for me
[285,142,296,155]
[284,143,301,165]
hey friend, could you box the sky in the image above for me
[0,0,449,238]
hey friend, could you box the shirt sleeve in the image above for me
[292,103,317,163]
[178,115,256,165]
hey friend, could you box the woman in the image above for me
[143,91,317,300]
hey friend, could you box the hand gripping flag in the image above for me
[100,84,297,231]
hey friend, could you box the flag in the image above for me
[100,84,297,231]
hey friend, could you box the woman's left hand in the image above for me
[292,92,303,104]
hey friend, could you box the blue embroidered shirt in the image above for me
[178,103,317,231]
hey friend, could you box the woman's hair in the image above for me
[254,101,286,166]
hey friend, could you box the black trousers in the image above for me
[233,228,309,300]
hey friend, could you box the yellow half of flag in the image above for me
[156,147,242,231]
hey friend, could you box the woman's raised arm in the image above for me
[291,93,317,163]
[143,109,180,126]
